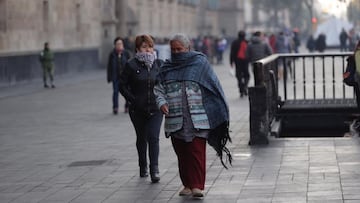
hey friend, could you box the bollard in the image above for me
[248,86,269,145]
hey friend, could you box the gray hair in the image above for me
[169,33,191,48]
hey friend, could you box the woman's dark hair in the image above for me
[134,34,154,51]
[113,36,123,45]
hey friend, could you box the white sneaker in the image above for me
[179,187,192,196]
[192,188,204,199]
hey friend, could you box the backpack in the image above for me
[343,55,356,86]
[237,41,247,59]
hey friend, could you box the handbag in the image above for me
[343,55,356,86]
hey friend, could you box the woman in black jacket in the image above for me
[119,34,163,183]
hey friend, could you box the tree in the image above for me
[251,0,314,34]
[252,0,291,29]
[347,1,360,26]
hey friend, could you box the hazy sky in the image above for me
[317,0,350,19]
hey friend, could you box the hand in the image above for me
[160,104,169,115]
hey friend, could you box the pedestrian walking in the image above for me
[275,31,292,79]
[154,33,232,199]
[119,34,163,183]
[315,33,327,53]
[246,31,273,63]
[230,30,250,98]
[107,37,131,114]
[339,28,348,52]
[292,29,301,53]
[246,31,273,78]
[216,36,227,64]
[306,35,316,52]
[39,42,55,88]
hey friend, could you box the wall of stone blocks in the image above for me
[0,48,99,87]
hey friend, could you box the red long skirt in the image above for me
[171,137,206,190]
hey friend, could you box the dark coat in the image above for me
[230,39,240,65]
[230,37,248,65]
[119,58,163,116]
[246,36,273,62]
[107,49,131,83]
[316,34,327,52]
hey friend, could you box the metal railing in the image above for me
[249,52,355,142]
[253,52,354,115]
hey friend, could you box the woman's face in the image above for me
[137,42,154,53]
[115,40,124,52]
[170,40,189,53]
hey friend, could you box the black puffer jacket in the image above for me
[119,58,163,116]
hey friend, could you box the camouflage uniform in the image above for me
[39,47,55,88]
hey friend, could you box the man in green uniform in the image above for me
[39,42,55,88]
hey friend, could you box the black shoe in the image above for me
[51,84,55,88]
[44,84,49,88]
[140,167,148,177]
[113,108,118,115]
[150,173,160,183]
[140,171,149,177]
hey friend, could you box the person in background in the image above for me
[230,30,250,98]
[292,29,301,53]
[246,31,273,80]
[306,35,316,53]
[275,31,293,79]
[216,36,227,64]
[348,28,358,51]
[339,28,348,52]
[246,31,273,63]
[107,37,131,114]
[154,33,232,199]
[39,42,55,88]
[269,33,277,53]
[119,34,163,183]
[315,33,327,53]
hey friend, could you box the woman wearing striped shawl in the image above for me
[154,33,232,199]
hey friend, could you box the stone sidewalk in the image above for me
[0,60,360,203]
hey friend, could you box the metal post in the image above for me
[249,61,269,145]
[248,85,269,145]
[253,61,265,86]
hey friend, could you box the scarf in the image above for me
[135,52,156,68]
[159,51,232,169]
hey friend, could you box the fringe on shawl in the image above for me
[207,121,232,169]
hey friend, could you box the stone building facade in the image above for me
[0,0,104,87]
[114,0,201,38]
[0,0,249,86]
[0,0,102,53]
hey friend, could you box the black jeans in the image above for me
[235,59,249,95]
[129,110,163,174]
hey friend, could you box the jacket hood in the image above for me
[250,36,262,44]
